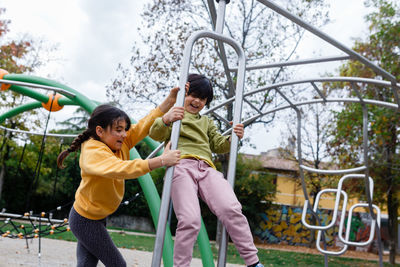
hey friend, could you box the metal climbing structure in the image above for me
[151,1,399,267]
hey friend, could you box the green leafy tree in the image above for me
[326,0,400,263]
[56,106,90,134]
[233,154,276,230]
[0,8,59,214]
[0,7,39,203]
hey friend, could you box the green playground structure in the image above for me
[0,71,215,267]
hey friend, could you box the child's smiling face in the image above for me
[184,93,207,114]
[97,119,128,151]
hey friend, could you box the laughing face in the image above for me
[97,119,128,151]
[184,93,207,114]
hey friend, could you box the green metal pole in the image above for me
[3,74,97,113]
[130,148,174,267]
[0,102,42,124]
[140,137,215,267]
[9,85,49,103]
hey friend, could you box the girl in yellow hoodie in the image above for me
[57,87,183,267]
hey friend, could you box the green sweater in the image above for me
[149,111,230,168]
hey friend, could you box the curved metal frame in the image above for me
[338,203,381,247]
[314,189,349,256]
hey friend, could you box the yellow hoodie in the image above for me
[73,107,164,220]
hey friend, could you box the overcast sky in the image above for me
[1,0,371,154]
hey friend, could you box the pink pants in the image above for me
[171,158,259,267]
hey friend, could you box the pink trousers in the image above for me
[171,158,259,267]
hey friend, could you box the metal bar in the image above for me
[311,82,327,102]
[361,102,384,267]
[275,88,297,109]
[0,125,77,138]
[244,77,400,97]
[207,0,218,29]
[205,76,400,116]
[256,0,397,83]
[243,98,263,115]
[230,55,350,71]
[210,111,231,126]
[314,189,348,256]
[299,165,366,175]
[0,79,76,98]
[338,203,380,246]
[217,29,246,267]
[215,0,226,34]
[350,82,364,103]
[240,97,399,129]
[0,212,65,224]
[206,0,236,106]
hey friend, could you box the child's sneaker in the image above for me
[254,264,264,267]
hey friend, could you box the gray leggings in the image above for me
[68,207,126,267]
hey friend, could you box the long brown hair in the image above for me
[57,104,131,168]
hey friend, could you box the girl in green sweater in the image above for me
[149,74,263,267]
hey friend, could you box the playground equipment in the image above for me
[150,1,398,267]
[1,1,398,267]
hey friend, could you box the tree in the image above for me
[232,154,276,231]
[282,102,340,247]
[0,7,36,202]
[56,106,90,134]
[107,0,329,129]
[326,0,400,263]
[0,7,55,207]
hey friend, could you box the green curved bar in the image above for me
[1,74,215,266]
[198,219,214,266]
[3,74,97,113]
[8,85,49,103]
[0,102,42,123]
[129,148,174,266]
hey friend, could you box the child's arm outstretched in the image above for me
[148,141,181,170]
[149,84,188,141]
[158,82,189,114]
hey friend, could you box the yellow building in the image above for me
[245,149,389,249]
[243,149,383,214]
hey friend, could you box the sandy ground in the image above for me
[0,237,242,267]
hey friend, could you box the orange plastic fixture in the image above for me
[42,93,64,112]
[0,69,11,91]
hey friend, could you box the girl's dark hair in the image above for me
[187,73,214,106]
[57,104,131,168]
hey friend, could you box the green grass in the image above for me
[43,229,399,266]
